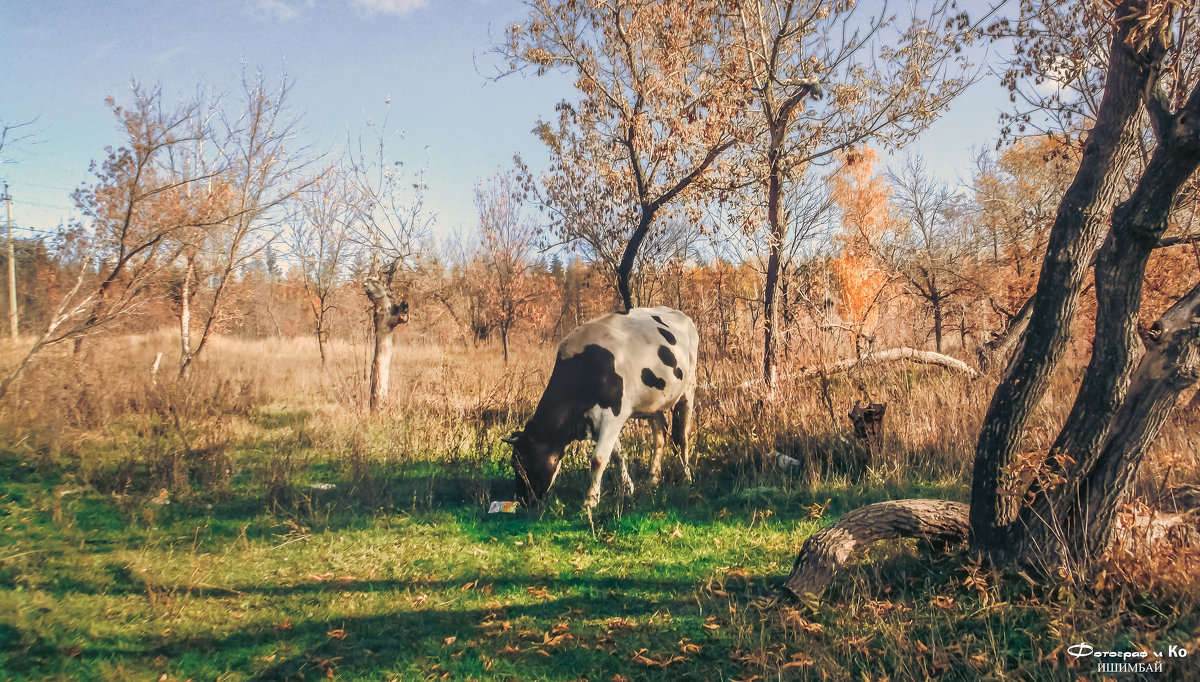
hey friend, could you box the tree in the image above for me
[0,84,222,399]
[503,0,746,310]
[346,104,432,413]
[787,0,1200,592]
[176,69,314,377]
[720,0,980,386]
[475,170,544,362]
[828,148,892,359]
[288,169,354,365]
[880,156,975,353]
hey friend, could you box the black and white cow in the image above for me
[504,307,698,508]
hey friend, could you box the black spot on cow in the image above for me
[641,368,666,390]
[657,345,677,368]
[529,344,624,441]
[651,314,666,326]
[674,367,683,380]
[511,344,625,506]
[657,327,676,345]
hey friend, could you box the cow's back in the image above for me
[558,307,697,417]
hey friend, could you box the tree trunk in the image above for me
[969,14,1153,557]
[762,145,787,388]
[617,209,656,311]
[1079,281,1200,558]
[1017,282,1200,568]
[364,276,408,413]
[932,296,944,354]
[978,295,1034,372]
[179,255,193,363]
[783,499,969,598]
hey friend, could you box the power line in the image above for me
[16,181,79,192]
[13,198,76,212]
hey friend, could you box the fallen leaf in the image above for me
[781,652,814,669]
[631,649,688,668]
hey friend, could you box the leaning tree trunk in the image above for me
[783,499,969,598]
[1017,94,1200,566]
[364,276,409,413]
[969,12,1154,558]
[617,209,656,312]
[1078,281,1200,560]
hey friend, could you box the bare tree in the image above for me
[0,84,223,399]
[879,156,976,353]
[720,0,982,386]
[475,170,543,362]
[346,104,433,413]
[502,0,746,311]
[787,0,1200,591]
[287,168,354,365]
[176,69,316,377]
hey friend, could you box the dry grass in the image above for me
[1,329,1199,680]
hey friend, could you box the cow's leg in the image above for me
[649,413,668,485]
[612,442,635,496]
[585,421,623,509]
[671,394,693,482]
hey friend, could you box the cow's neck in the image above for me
[525,398,583,452]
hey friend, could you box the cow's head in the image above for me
[503,430,562,506]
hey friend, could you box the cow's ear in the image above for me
[501,431,522,446]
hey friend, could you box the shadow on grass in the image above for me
[42,576,746,681]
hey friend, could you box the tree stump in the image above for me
[848,402,886,445]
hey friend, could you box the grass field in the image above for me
[0,334,1197,680]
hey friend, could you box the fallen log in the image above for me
[800,347,978,380]
[782,499,970,599]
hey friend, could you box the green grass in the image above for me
[0,423,1194,681]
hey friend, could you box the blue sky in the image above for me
[2,0,1008,240]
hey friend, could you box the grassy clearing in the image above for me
[0,335,1198,680]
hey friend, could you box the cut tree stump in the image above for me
[782,499,970,599]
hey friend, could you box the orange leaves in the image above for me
[829,147,893,332]
[506,0,744,220]
[630,648,688,668]
[541,622,573,648]
[526,585,553,600]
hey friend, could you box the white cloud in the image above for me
[350,0,429,15]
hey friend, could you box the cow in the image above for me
[504,307,698,509]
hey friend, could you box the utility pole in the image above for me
[2,184,14,342]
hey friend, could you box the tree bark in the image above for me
[783,499,969,599]
[179,254,193,363]
[1081,282,1200,558]
[1015,23,1200,567]
[365,276,408,413]
[617,210,655,311]
[969,12,1153,557]
[762,139,787,388]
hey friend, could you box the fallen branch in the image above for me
[782,499,970,599]
[800,348,978,379]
